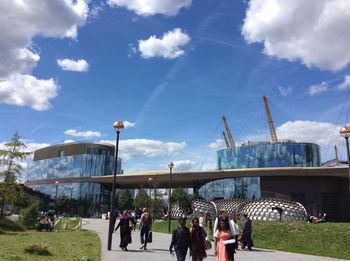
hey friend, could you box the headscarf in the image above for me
[121,210,129,219]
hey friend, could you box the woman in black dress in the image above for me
[115,210,135,251]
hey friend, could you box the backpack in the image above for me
[143,213,152,226]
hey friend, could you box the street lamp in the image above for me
[340,126,350,192]
[55,181,59,199]
[168,162,174,233]
[107,121,124,251]
[148,177,152,210]
[70,185,74,217]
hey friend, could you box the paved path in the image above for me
[83,218,348,261]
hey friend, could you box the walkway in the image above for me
[83,218,348,261]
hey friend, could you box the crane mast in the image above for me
[263,95,278,143]
[222,116,235,147]
[222,131,230,148]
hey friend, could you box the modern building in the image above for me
[26,142,120,217]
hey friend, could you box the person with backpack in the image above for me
[140,208,152,250]
[169,216,193,261]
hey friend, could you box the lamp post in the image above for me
[70,185,74,216]
[148,177,152,211]
[107,121,124,251]
[340,126,350,193]
[168,162,174,233]
[55,181,59,199]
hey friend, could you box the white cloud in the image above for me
[338,75,350,90]
[64,129,101,138]
[242,0,350,71]
[0,74,59,111]
[0,0,89,110]
[200,163,217,171]
[173,160,195,171]
[208,139,225,150]
[138,28,190,59]
[100,139,186,160]
[278,86,293,97]
[57,58,89,72]
[123,121,136,128]
[107,0,191,16]
[308,81,328,96]
[64,140,75,144]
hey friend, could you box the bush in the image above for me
[0,216,25,232]
[24,243,51,256]
[20,202,39,229]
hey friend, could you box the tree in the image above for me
[118,190,134,210]
[55,195,70,215]
[0,131,31,216]
[172,187,192,215]
[134,187,149,209]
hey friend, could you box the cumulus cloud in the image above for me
[242,0,350,71]
[200,163,217,171]
[338,75,350,90]
[64,140,75,144]
[0,0,89,110]
[100,139,186,160]
[138,28,190,59]
[278,86,293,97]
[0,74,59,111]
[57,58,89,72]
[173,160,195,171]
[208,139,225,150]
[308,81,328,96]
[107,0,192,16]
[64,129,101,138]
[123,121,136,128]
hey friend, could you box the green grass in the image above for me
[152,220,350,260]
[0,218,101,261]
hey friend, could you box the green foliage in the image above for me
[20,202,39,229]
[172,187,192,215]
[0,216,25,232]
[13,187,38,210]
[134,187,149,209]
[118,190,134,210]
[0,131,31,216]
[24,243,51,256]
[151,190,165,219]
[55,195,70,215]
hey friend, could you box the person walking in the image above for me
[241,213,253,250]
[114,210,134,251]
[140,208,152,250]
[190,217,207,261]
[215,219,234,261]
[204,212,212,240]
[213,209,238,238]
[170,217,193,261]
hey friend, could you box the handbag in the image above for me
[204,239,212,250]
[147,231,153,243]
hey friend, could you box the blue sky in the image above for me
[1,0,350,173]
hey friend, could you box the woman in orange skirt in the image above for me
[215,219,233,261]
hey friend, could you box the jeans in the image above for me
[140,225,150,248]
[175,249,188,261]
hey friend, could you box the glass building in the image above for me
[198,142,320,202]
[26,142,120,217]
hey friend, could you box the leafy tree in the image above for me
[172,187,192,215]
[21,202,39,229]
[151,190,165,219]
[118,190,134,210]
[134,187,149,209]
[0,132,31,216]
[55,195,70,215]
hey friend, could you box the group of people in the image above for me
[308,212,328,224]
[113,207,253,261]
[36,211,55,232]
[114,208,152,251]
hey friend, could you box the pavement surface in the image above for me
[82,218,348,261]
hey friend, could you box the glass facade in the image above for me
[198,142,320,201]
[217,143,320,169]
[26,151,120,217]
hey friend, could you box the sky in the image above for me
[1,0,350,174]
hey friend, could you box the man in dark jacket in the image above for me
[169,217,192,261]
[241,213,253,250]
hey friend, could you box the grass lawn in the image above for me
[152,220,350,260]
[0,230,100,261]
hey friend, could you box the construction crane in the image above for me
[263,95,278,143]
[222,116,235,148]
[222,131,230,148]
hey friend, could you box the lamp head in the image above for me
[148,177,152,181]
[168,162,174,169]
[340,126,350,138]
[113,121,124,131]
[55,181,59,184]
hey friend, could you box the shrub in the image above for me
[24,243,51,256]
[20,202,39,229]
[0,216,25,232]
